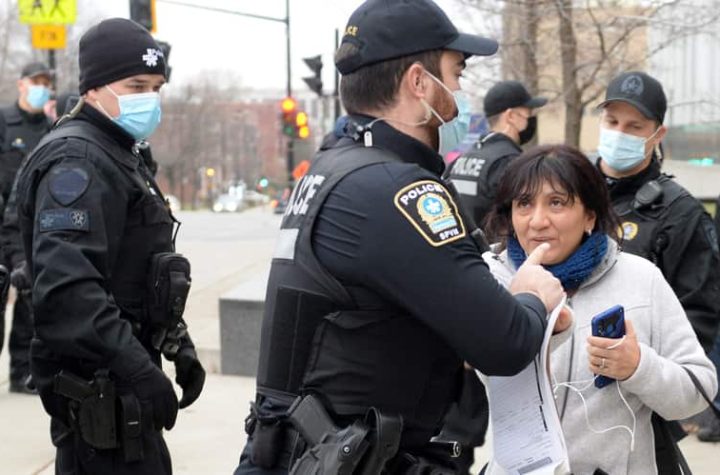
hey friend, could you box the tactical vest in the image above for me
[256,139,462,448]
[446,133,520,223]
[23,120,176,346]
[613,174,688,265]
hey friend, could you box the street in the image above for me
[0,207,717,474]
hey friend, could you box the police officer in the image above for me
[597,71,720,353]
[16,19,205,474]
[446,80,546,228]
[234,1,569,473]
[0,61,53,394]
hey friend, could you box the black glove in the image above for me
[174,349,206,409]
[10,261,31,291]
[132,363,178,431]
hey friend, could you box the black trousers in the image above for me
[8,290,33,382]
[54,428,172,475]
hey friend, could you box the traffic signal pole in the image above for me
[285,0,294,185]
[157,0,295,183]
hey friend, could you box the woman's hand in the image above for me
[586,319,641,381]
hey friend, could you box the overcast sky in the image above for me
[88,0,485,95]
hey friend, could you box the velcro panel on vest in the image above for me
[263,287,337,394]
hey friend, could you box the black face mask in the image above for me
[519,116,537,145]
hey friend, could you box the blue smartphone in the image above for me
[591,305,625,389]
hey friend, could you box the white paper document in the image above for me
[486,298,570,475]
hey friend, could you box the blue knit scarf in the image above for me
[507,232,608,290]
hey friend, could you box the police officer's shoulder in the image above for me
[384,162,467,247]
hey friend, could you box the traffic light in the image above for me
[280,97,297,137]
[302,55,323,97]
[257,176,270,190]
[295,111,310,140]
[129,0,156,32]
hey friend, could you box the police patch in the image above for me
[394,180,466,246]
[48,167,90,206]
[38,209,90,233]
[620,221,638,241]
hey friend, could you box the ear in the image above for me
[655,124,667,143]
[585,209,597,233]
[403,62,429,100]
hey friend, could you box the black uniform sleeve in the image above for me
[1,175,26,268]
[313,162,547,376]
[658,197,720,352]
[26,143,152,379]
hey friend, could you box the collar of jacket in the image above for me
[598,157,661,201]
[75,102,137,152]
[480,131,522,152]
[13,101,48,125]
[343,114,445,176]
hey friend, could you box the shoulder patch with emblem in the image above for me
[48,167,90,206]
[394,180,466,246]
[38,209,90,233]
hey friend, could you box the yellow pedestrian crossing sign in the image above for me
[19,0,77,25]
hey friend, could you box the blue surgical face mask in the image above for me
[27,84,51,110]
[598,127,659,172]
[423,72,471,156]
[104,86,162,140]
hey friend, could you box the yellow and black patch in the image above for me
[620,221,639,241]
[394,180,466,247]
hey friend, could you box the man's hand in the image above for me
[509,243,565,312]
[132,364,179,431]
[174,349,206,409]
[10,261,31,291]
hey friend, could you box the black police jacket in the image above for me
[255,116,548,450]
[0,103,50,265]
[444,132,521,228]
[604,159,720,352]
[16,104,192,414]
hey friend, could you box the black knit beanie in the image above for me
[79,18,167,94]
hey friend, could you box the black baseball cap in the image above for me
[21,61,53,79]
[597,71,666,123]
[336,0,498,75]
[483,80,547,117]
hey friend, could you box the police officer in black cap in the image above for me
[234,1,569,474]
[597,71,720,353]
[15,18,205,474]
[0,61,54,394]
[446,80,546,229]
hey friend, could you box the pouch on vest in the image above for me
[147,252,191,330]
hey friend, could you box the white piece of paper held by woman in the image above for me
[486,297,571,475]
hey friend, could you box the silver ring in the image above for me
[601,357,606,369]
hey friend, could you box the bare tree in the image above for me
[455,0,720,147]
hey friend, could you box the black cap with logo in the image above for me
[483,80,547,117]
[598,71,667,123]
[79,18,167,94]
[21,61,53,79]
[336,0,498,75]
